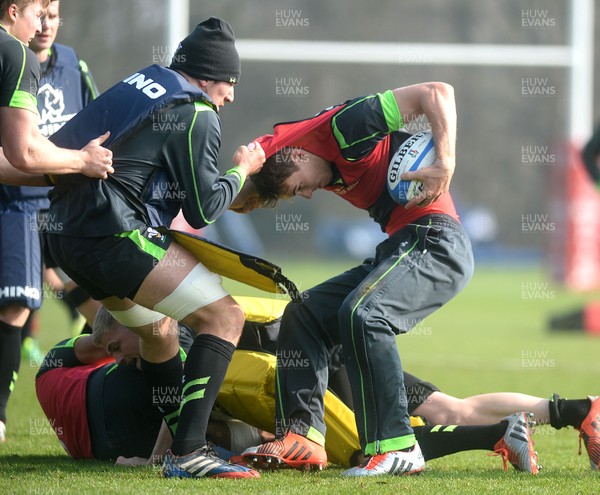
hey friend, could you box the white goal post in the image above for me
[168,0,594,144]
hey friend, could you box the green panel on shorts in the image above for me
[116,229,167,261]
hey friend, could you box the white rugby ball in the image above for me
[387,131,435,204]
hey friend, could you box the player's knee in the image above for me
[213,302,245,339]
[415,392,466,425]
[0,304,31,326]
[153,263,228,322]
[184,297,245,343]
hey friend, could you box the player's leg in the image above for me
[44,238,98,335]
[339,217,473,477]
[413,390,593,431]
[99,297,184,439]
[0,304,29,443]
[402,373,540,473]
[48,230,188,435]
[414,391,550,425]
[348,417,538,474]
[47,230,259,478]
[62,279,100,333]
[0,209,43,442]
[337,252,422,476]
[414,413,538,474]
[242,265,370,470]
[123,241,259,478]
[414,390,598,470]
[404,372,550,426]
[327,344,354,408]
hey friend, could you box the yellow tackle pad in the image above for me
[165,228,301,301]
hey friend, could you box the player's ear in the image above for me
[8,3,19,21]
[290,150,306,165]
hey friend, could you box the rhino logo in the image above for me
[38,83,65,121]
[37,83,76,136]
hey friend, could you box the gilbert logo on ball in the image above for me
[387,131,435,204]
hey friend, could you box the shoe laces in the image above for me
[490,446,510,471]
[579,428,600,458]
[257,438,287,456]
[192,442,220,460]
[358,455,378,470]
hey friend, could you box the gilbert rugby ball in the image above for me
[387,131,435,204]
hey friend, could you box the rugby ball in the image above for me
[387,131,435,204]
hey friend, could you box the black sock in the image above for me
[415,423,507,461]
[20,312,33,343]
[0,320,23,423]
[171,334,235,456]
[140,352,183,435]
[548,393,591,429]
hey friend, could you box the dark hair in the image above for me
[252,149,299,208]
[0,0,50,16]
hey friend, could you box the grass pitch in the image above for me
[1,260,599,494]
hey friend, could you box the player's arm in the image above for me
[0,147,47,186]
[392,82,457,208]
[147,420,172,464]
[331,92,403,162]
[163,104,263,229]
[0,106,113,178]
[0,40,113,178]
[72,334,113,365]
[36,335,112,379]
[115,420,172,467]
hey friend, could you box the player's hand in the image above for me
[401,157,455,209]
[115,456,149,467]
[80,131,114,179]
[232,140,265,177]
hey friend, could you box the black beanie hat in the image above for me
[170,17,240,84]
